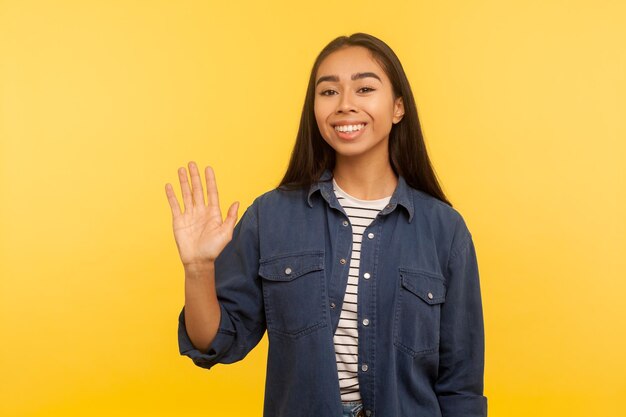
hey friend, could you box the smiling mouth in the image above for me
[333,123,367,140]
[334,123,366,133]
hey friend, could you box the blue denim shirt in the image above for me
[178,170,487,417]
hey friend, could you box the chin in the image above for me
[332,147,370,159]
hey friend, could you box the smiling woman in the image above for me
[313,46,405,186]
[165,33,487,417]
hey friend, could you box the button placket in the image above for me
[358,224,378,396]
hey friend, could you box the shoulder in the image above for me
[410,187,465,224]
[409,187,472,255]
[241,186,312,225]
[250,186,309,209]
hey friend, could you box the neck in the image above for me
[333,155,397,200]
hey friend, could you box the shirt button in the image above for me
[342,220,349,227]
[340,258,347,265]
[365,410,372,417]
[361,364,369,372]
[284,267,292,275]
[367,232,374,239]
[330,302,336,309]
[362,318,369,326]
[363,272,371,279]
[427,292,434,300]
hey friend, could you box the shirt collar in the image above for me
[307,169,415,223]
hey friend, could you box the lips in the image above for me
[333,123,367,140]
[335,123,365,132]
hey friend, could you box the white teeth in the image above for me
[335,123,365,133]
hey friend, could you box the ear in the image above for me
[392,96,405,124]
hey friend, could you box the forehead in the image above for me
[316,46,386,80]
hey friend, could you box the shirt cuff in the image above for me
[438,394,488,417]
[177,302,236,369]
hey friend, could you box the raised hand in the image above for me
[165,161,239,266]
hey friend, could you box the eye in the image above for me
[319,89,337,96]
[358,87,376,93]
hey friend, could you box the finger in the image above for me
[205,166,223,217]
[188,161,206,206]
[165,183,182,217]
[223,201,240,233]
[178,167,193,212]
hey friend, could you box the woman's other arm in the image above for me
[435,216,488,417]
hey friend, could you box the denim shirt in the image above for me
[177,171,487,417]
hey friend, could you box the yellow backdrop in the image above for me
[1,0,625,416]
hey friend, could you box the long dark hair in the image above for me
[278,33,452,207]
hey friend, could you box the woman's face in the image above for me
[314,46,404,164]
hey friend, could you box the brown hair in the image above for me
[278,33,452,207]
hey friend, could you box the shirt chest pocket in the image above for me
[394,268,447,356]
[258,251,328,339]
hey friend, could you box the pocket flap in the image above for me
[259,251,324,282]
[399,268,446,305]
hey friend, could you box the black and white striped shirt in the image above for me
[332,178,391,402]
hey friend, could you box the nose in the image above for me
[336,92,357,114]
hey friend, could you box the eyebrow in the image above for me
[315,72,382,87]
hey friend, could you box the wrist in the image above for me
[183,261,215,276]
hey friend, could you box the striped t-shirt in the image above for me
[332,178,391,402]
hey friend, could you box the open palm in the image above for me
[165,162,239,266]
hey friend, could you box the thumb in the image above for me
[223,201,240,232]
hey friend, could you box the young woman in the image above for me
[165,33,487,417]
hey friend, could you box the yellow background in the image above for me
[1,0,625,415]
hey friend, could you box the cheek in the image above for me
[313,102,330,135]
[369,99,396,127]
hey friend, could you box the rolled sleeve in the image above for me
[436,216,488,416]
[176,202,266,370]
[177,303,236,369]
